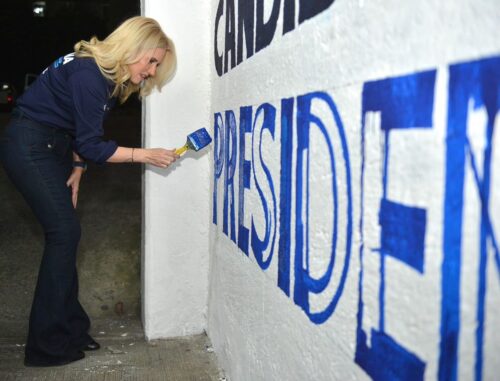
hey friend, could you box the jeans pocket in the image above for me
[28,134,56,154]
[23,126,56,158]
[22,124,71,160]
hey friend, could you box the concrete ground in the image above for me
[0,106,223,380]
[0,318,222,380]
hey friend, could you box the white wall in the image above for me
[207,1,500,381]
[143,0,500,379]
[142,0,211,339]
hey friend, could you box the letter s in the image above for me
[251,103,277,270]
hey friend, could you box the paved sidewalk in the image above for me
[0,319,223,381]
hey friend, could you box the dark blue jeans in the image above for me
[0,109,92,362]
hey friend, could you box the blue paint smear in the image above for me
[278,98,294,296]
[363,70,436,130]
[294,91,352,324]
[379,199,427,273]
[238,106,253,255]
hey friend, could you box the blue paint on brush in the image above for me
[188,128,213,151]
[176,128,213,155]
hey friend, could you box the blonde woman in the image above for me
[0,16,177,367]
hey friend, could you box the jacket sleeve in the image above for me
[68,69,118,164]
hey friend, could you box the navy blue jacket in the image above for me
[17,53,118,164]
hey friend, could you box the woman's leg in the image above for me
[0,117,90,364]
[68,267,94,348]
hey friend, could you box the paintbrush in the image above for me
[175,128,213,155]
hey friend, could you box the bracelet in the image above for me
[131,148,135,163]
[73,161,87,171]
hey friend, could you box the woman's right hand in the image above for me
[136,148,179,168]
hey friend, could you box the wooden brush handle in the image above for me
[175,144,188,155]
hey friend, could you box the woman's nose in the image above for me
[148,65,157,77]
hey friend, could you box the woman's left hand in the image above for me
[66,168,84,208]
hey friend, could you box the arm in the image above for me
[68,70,179,167]
[107,146,179,168]
[73,151,85,163]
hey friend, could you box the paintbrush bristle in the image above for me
[187,128,212,151]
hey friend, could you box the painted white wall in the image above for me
[142,0,211,339]
[142,0,500,379]
[207,1,500,381]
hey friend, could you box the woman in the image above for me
[0,16,177,367]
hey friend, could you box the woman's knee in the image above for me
[47,217,81,246]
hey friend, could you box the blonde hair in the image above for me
[74,16,176,103]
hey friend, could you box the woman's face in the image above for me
[128,48,167,85]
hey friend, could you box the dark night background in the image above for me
[0,0,140,96]
[0,0,145,329]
